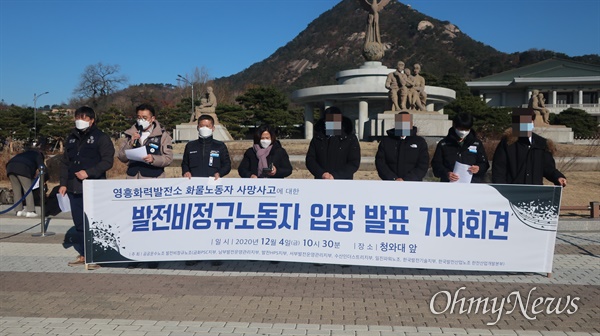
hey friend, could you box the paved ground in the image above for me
[1,212,599,336]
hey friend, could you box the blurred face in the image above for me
[325,113,342,136]
[414,64,421,74]
[396,62,405,72]
[394,113,412,137]
[512,115,534,138]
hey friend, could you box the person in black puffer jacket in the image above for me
[375,112,429,181]
[306,106,361,180]
[492,110,566,186]
[59,106,115,268]
[431,112,489,183]
[238,124,292,178]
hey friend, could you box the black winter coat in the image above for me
[306,116,361,179]
[238,140,292,178]
[6,150,44,179]
[181,136,231,178]
[431,128,489,183]
[375,128,430,181]
[59,124,115,194]
[492,131,565,185]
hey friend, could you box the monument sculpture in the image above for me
[191,86,217,123]
[385,62,428,112]
[384,61,406,111]
[528,89,550,125]
[411,64,427,111]
[359,0,390,61]
[176,86,232,142]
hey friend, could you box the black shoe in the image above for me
[211,261,223,266]
[185,260,198,266]
[270,261,280,264]
[127,262,140,269]
[147,262,158,269]
[313,263,324,267]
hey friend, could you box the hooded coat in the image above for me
[238,140,292,178]
[305,116,361,179]
[492,129,565,185]
[431,127,489,183]
[375,127,429,181]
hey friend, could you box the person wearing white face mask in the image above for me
[431,112,489,183]
[181,114,231,267]
[181,114,231,180]
[117,104,173,180]
[58,106,114,269]
[238,124,292,178]
[117,103,173,269]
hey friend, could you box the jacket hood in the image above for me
[313,115,355,138]
[385,126,418,138]
[501,128,555,154]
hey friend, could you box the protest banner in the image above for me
[83,178,561,273]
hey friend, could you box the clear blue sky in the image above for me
[1,0,598,107]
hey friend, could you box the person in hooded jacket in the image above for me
[431,112,489,183]
[492,109,566,186]
[238,124,292,178]
[59,106,114,268]
[375,112,429,181]
[117,103,173,179]
[305,106,361,180]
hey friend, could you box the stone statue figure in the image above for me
[528,89,550,125]
[359,0,391,61]
[385,61,407,112]
[191,86,218,123]
[411,64,427,111]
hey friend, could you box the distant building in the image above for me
[466,58,600,122]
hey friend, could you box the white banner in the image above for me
[83,178,562,273]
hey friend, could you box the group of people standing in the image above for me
[6,103,566,270]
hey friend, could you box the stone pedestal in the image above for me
[173,123,233,143]
[535,125,574,144]
[369,111,452,138]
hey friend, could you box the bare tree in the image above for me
[73,62,127,108]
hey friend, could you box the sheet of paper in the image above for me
[57,193,71,213]
[32,177,40,190]
[125,146,148,162]
[452,162,473,184]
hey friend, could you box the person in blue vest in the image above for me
[6,144,45,217]
[117,103,173,269]
[181,114,231,267]
[59,106,114,269]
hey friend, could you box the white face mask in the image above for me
[260,139,272,148]
[455,129,470,139]
[137,119,151,130]
[75,119,90,131]
[198,126,213,138]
